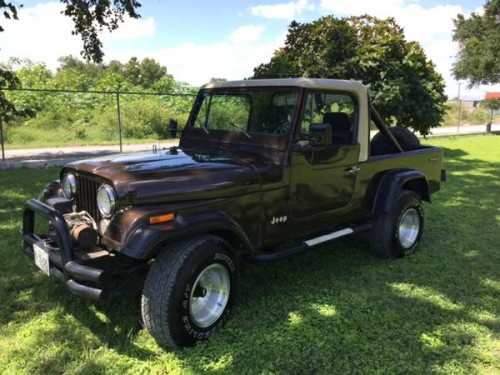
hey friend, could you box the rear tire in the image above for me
[141,235,239,349]
[369,190,424,258]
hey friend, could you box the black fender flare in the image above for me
[366,169,431,214]
[120,210,254,260]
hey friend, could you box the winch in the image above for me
[63,211,98,249]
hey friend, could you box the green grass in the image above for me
[2,131,165,150]
[1,135,499,374]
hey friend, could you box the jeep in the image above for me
[22,78,445,349]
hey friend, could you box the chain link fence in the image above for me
[0,87,196,162]
[1,91,499,165]
[445,99,500,133]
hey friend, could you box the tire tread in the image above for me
[141,235,233,349]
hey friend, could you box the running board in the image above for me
[246,223,372,263]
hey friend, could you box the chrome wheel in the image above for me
[189,264,230,328]
[398,208,420,249]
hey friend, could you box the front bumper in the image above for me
[22,199,143,300]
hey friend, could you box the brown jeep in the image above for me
[22,78,444,349]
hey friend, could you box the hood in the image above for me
[65,148,264,204]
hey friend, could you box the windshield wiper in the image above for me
[229,122,252,139]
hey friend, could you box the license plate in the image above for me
[33,244,50,276]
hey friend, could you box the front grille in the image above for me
[76,175,101,221]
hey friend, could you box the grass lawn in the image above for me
[3,137,163,150]
[0,135,498,374]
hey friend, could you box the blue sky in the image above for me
[1,0,496,98]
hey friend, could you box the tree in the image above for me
[1,0,142,62]
[0,64,21,121]
[61,0,142,62]
[6,62,53,114]
[0,0,142,122]
[139,58,168,89]
[55,55,105,90]
[107,60,124,74]
[253,15,448,135]
[58,55,105,78]
[123,57,169,89]
[452,0,500,85]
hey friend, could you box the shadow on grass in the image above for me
[0,168,155,370]
[1,141,498,373]
[170,143,499,373]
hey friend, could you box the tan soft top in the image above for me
[201,78,368,96]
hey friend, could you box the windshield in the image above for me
[190,88,299,136]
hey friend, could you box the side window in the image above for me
[300,92,357,145]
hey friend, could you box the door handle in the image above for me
[346,166,360,175]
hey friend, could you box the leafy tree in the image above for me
[107,59,124,74]
[153,75,175,93]
[58,55,105,81]
[7,62,53,113]
[453,0,500,85]
[2,52,195,145]
[54,68,95,91]
[0,0,142,121]
[1,1,142,62]
[123,57,169,89]
[0,64,21,121]
[123,57,141,86]
[139,58,168,89]
[253,15,447,135]
[59,0,142,62]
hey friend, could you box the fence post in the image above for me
[487,107,493,133]
[457,83,462,134]
[0,117,5,161]
[116,88,123,153]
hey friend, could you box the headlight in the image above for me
[97,184,117,217]
[62,173,77,199]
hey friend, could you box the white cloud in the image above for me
[2,0,495,99]
[319,0,470,98]
[320,0,461,43]
[320,0,404,18]
[0,2,155,69]
[229,25,266,44]
[0,3,81,68]
[0,1,280,86]
[106,32,286,86]
[250,0,315,20]
[101,16,156,42]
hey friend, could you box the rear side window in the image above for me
[300,91,358,144]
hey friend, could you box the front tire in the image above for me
[369,190,424,258]
[141,235,239,349]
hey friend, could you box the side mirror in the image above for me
[309,123,332,146]
[168,119,178,138]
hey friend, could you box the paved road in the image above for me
[424,123,500,137]
[1,124,498,169]
[4,140,178,161]
[0,140,178,169]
